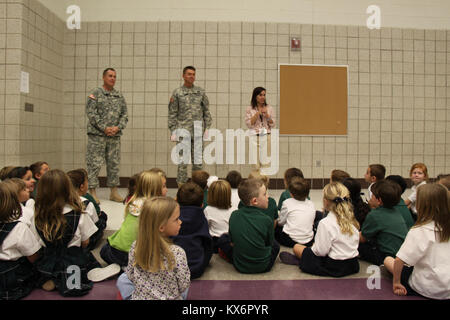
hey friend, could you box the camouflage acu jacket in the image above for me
[86,87,128,136]
[168,85,212,136]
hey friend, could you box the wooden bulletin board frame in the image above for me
[278,64,349,136]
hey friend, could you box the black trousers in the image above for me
[100,240,129,267]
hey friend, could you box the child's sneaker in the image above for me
[87,263,121,282]
[279,252,300,265]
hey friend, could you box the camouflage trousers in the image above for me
[86,134,121,188]
[175,136,203,184]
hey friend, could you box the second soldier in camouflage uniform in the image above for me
[168,66,212,185]
[86,68,128,203]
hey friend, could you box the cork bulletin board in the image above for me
[278,64,348,136]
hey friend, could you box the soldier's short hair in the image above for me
[103,67,116,76]
[183,66,196,74]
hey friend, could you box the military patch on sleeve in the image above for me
[170,97,174,103]
[88,94,96,100]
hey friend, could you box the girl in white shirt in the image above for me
[404,162,428,217]
[384,183,450,300]
[280,182,360,277]
[204,180,235,252]
[0,182,41,300]
[2,178,35,226]
[32,169,99,296]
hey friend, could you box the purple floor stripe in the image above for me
[187,278,426,300]
[22,279,119,300]
[21,277,427,300]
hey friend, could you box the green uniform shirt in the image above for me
[229,205,274,273]
[238,197,278,221]
[86,87,128,136]
[394,198,414,230]
[84,192,101,216]
[203,189,208,209]
[168,85,212,136]
[108,213,138,253]
[361,206,408,256]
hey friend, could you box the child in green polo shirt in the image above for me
[243,170,278,228]
[359,179,408,266]
[218,178,280,274]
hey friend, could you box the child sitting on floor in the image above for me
[204,180,235,253]
[275,177,315,248]
[191,170,210,208]
[219,178,280,274]
[116,197,190,300]
[67,169,108,251]
[278,167,304,211]
[32,169,103,296]
[280,182,360,278]
[173,182,213,279]
[384,183,450,300]
[405,163,428,218]
[359,180,408,266]
[0,182,41,300]
[225,170,242,211]
[100,170,167,267]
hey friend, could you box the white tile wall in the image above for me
[1,1,449,182]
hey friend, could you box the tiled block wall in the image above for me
[63,21,450,180]
[0,0,64,169]
[2,4,449,180]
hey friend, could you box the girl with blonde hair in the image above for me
[32,169,99,296]
[117,197,190,300]
[99,169,167,269]
[280,182,360,277]
[384,183,450,299]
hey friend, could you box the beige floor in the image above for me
[92,187,407,281]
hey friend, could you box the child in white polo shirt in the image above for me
[384,183,450,300]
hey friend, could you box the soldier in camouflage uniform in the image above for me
[86,68,128,203]
[168,66,212,185]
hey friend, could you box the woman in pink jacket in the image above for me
[245,87,276,171]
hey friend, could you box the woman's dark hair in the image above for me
[7,167,31,180]
[250,87,267,108]
[342,177,370,228]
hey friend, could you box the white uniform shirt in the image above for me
[0,220,41,261]
[278,198,315,244]
[396,221,450,300]
[80,196,99,223]
[311,212,359,260]
[204,205,235,238]
[367,182,374,201]
[19,204,35,227]
[407,181,426,214]
[32,205,98,248]
[230,189,240,212]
